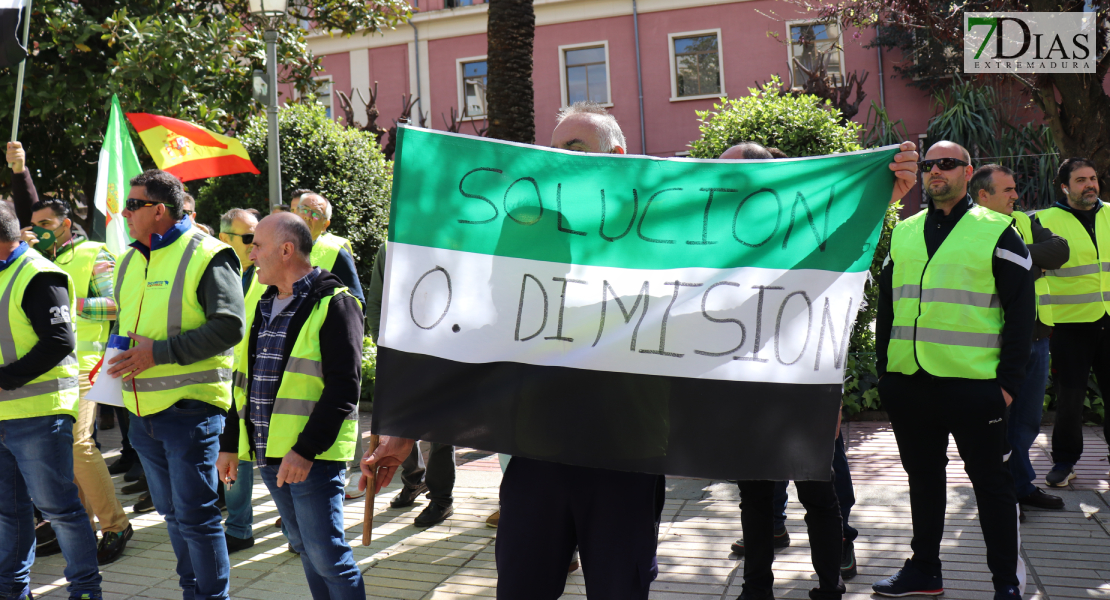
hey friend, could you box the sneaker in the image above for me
[225,533,255,553]
[390,482,428,509]
[414,502,454,527]
[873,559,943,597]
[485,510,500,528]
[121,477,148,495]
[9,586,32,600]
[133,493,156,514]
[344,486,366,500]
[841,539,857,580]
[736,585,774,600]
[69,593,102,600]
[96,524,133,565]
[994,585,1021,600]
[731,524,790,556]
[1045,466,1075,488]
[1019,487,1064,510]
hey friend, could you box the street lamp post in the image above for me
[249,0,289,212]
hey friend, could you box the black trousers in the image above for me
[738,476,845,600]
[880,373,1021,590]
[495,457,663,600]
[399,442,456,505]
[1049,326,1110,466]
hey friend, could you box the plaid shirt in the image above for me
[249,268,320,466]
[51,237,117,321]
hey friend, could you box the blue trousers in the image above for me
[1009,337,1050,497]
[223,464,254,539]
[260,462,365,600]
[0,414,102,600]
[130,400,230,600]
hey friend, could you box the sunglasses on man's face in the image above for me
[125,198,164,212]
[224,232,254,245]
[918,158,969,172]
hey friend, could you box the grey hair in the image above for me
[301,193,333,220]
[219,208,257,233]
[555,101,626,153]
[270,212,314,260]
[0,202,19,243]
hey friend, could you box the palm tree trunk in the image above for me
[486,0,535,144]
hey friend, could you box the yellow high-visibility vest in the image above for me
[234,286,360,461]
[1036,205,1110,323]
[310,232,353,272]
[888,205,1011,379]
[114,230,235,415]
[0,248,79,421]
[55,240,114,370]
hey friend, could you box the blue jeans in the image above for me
[129,400,230,600]
[223,464,254,539]
[0,415,101,599]
[1009,337,1050,497]
[260,462,365,600]
[768,433,858,542]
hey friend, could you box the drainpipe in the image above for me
[632,0,646,154]
[412,0,423,118]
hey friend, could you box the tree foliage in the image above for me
[0,0,410,234]
[195,101,392,286]
[688,78,900,415]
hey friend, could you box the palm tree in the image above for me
[485,0,535,144]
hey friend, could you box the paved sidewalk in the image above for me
[26,418,1110,599]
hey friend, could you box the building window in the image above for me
[313,76,333,119]
[559,42,611,107]
[668,30,724,101]
[788,21,843,88]
[458,58,487,119]
[445,0,474,7]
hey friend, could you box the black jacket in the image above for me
[219,269,364,462]
[1021,212,1069,340]
[877,195,1035,397]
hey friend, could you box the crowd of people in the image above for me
[0,101,1105,600]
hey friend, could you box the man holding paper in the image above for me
[0,201,103,600]
[21,197,133,564]
[108,169,244,600]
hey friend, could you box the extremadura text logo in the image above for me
[964,12,1095,73]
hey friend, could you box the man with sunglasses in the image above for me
[216,208,261,553]
[107,169,245,600]
[874,142,1032,600]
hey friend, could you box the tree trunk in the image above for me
[486,0,535,144]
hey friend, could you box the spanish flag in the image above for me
[125,113,260,182]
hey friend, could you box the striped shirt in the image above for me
[52,237,117,321]
[249,268,320,466]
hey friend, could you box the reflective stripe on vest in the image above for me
[887,204,1011,380]
[116,231,235,415]
[235,286,359,462]
[0,249,80,421]
[1037,205,1110,323]
[1010,210,1054,326]
[55,240,114,370]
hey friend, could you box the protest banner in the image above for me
[375,126,898,480]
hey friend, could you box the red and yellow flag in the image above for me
[125,113,260,182]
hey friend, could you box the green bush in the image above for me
[195,101,392,285]
[361,336,377,407]
[688,76,900,415]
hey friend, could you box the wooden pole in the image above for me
[361,434,381,547]
[10,0,33,143]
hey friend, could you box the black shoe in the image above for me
[390,482,429,509]
[1019,487,1065,510]
[99,409,115,430]
[107,454,135,476]
[414,502,454,527]
[1019,506,1026,523]
[97,524,133,565]
[841,539,857,580]
[122,477,148,495]
[288,543,300,554]
[731,524,790,556]
[123,460,145,483]
[133,493,155,514]
[873,558,944,596]
[736,585,774,600]
[225,533,255,553]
